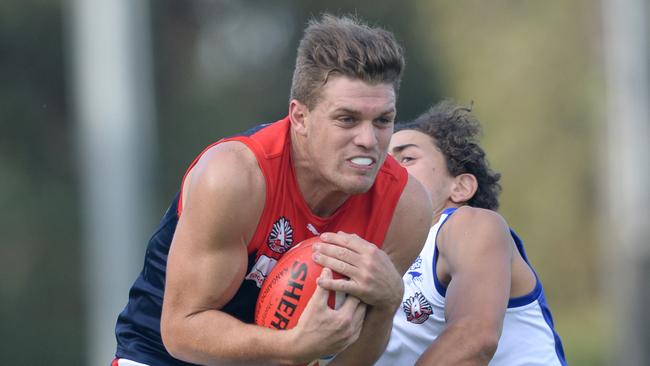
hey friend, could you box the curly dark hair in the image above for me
[396,100,502,210]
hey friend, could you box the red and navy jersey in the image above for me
[114,117,408,365]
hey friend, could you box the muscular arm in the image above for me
[415,207,512,366]
[161,141,366,365]
[320,175,433,366]
[161,142,285,365]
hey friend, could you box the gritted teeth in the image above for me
[350,157,373,166]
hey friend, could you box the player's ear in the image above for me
[289,100,309,136]
[450,173,477,204]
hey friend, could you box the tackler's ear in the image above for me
[450,173,478,204]
[289,100,309,136]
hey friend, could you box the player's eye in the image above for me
[376,117,393,124]
[338,116,355,124]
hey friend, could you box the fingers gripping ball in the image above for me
[255,237,345,365]
[255,237,345,328]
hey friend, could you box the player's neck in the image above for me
[290,136,349,217]
[295,168,349,217]
[432,202,463,226]
[306,189,348,218]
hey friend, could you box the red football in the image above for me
[255,237,345,330]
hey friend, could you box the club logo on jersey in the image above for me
[407,270,423,283]
[403,292,433,324]
[245,254,278,288]
[267,216,294,253]
[406,255,424,283]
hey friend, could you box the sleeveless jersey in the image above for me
[114,117,408,365]
[375,208,566,366]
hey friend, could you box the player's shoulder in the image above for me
[394,174,433,220]
[184,140,265,205]
[388,174,433,235]
[449,205,507,226]
[195,141,262,183]
[440,206,511,249]
[201,140,258,166]
[383,174,433,271]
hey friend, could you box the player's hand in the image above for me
[312,231,404,311]
[286,267,366,363]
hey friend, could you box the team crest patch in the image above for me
[267,216,294,253]
[403,292,433,324]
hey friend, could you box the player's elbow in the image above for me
[474,331,499,362]
[160,318,181,359]
[464,325,500,363]
[160,309,191,361]
[452,318,500,362]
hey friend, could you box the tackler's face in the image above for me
[301,76,396,195]
[389,129,455,208]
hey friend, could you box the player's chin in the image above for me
[340,176,376,195]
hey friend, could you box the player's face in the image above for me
[389,130,455,209]
[302,76,396,194]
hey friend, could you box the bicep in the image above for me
[164,143,265,316]
[165,216,249,314]
[441,209,512,328]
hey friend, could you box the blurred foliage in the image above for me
[0,0,606,364]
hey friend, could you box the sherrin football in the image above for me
[254,237,345,365]
[255,237,345,331]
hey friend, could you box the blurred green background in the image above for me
[1,0,608,364]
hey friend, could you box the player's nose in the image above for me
[353,121,378,149]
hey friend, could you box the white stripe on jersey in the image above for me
[117,359,149,366]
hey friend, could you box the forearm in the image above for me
[162,309,296,366]
[415,319,499,366]
[329,305,396,366]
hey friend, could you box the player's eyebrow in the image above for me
[332,107,396,116]
[391,143,419,155]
